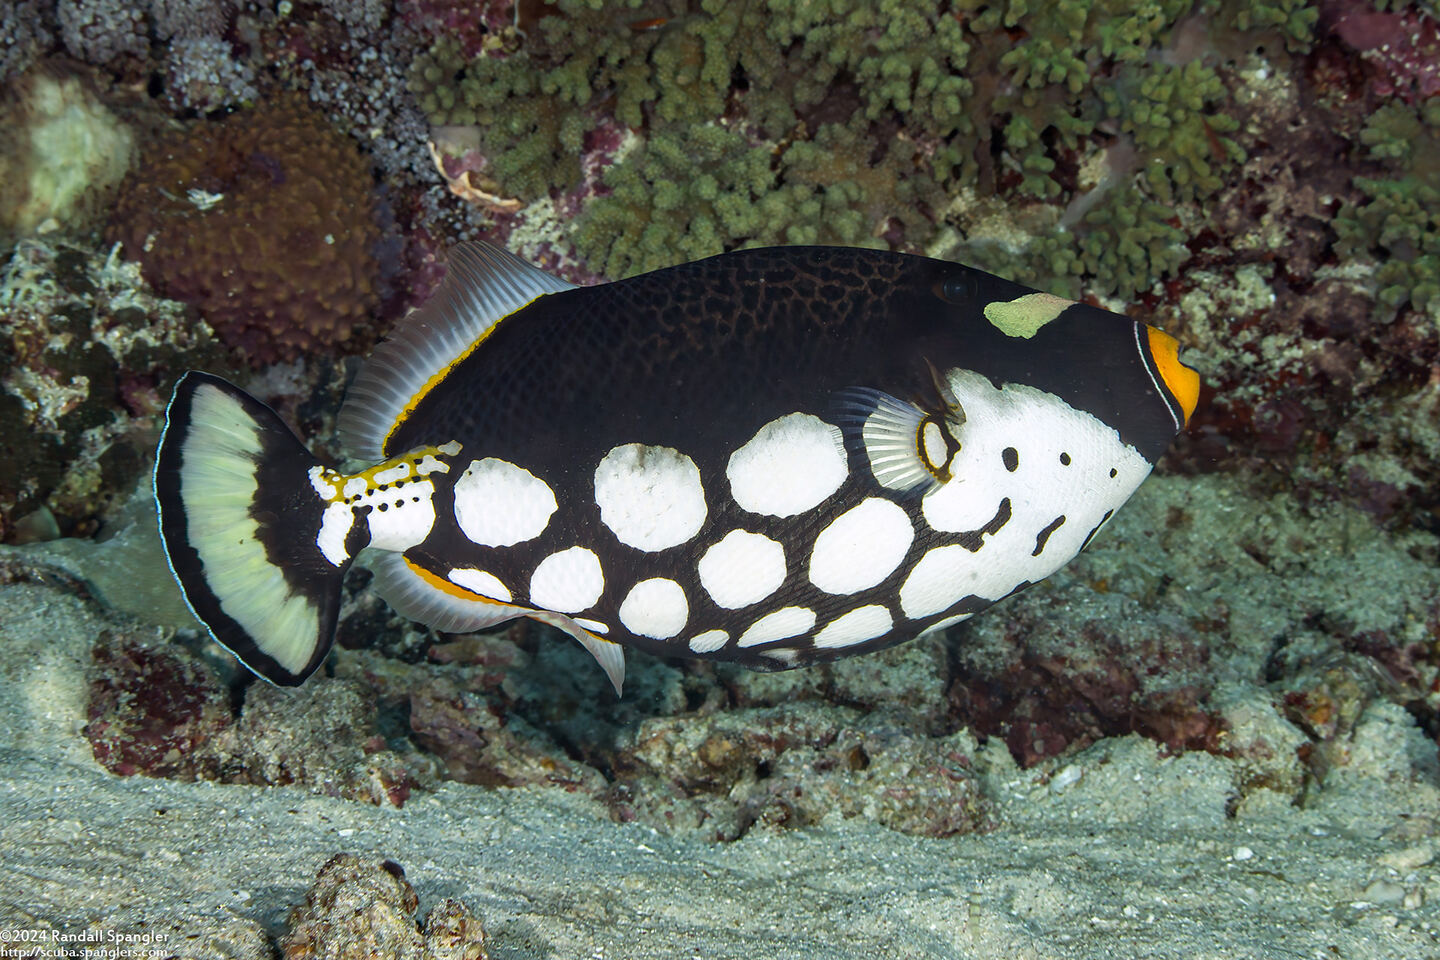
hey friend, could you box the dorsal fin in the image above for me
[339,241,577,460]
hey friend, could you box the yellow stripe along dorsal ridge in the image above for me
[337,241,577,461]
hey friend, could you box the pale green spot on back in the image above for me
[982,292,1074,339]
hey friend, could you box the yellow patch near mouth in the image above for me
[1146,326,1201,425]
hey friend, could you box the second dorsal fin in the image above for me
[339,241,577,461]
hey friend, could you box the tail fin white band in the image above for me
[154,372,356,685]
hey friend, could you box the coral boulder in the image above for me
[107,95,379,364]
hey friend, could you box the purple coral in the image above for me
[400,0,512,55]
[84,635,233,779]
[1332,4,1440,103]
[0,1,54,84]
[165,34,256,113]
[56,0,147,64]
[148,0,232,41]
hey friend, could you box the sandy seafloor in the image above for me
[2,477,1439,960]
[5,6,1440,954]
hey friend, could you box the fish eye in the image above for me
[935,274,978,305]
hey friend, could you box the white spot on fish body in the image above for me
[529,547,605,613]
[697,530,787,609]
[453,458,557,547]
[594,443,707,551]
[727,413,847,517]
[814,605,892,648]
[448,567,512,602]
[308,466,341,500]
[688,629,729,653]
[900,545,984,618]
[736,606,816,648]
[365,478,437,552]
[373,462,412,486]
[619,578,689,639]
[315,502,353,566]
[808,497,913,595]
[416,454,450,475]
[575,617,609,635]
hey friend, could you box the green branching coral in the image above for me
[409,37,589,198]
[963,0,1193,93]
[1357,100,1433,167]
[953,0,1207,203]
[408,36,470,127]
[1339,178,1440,315]
[1335,99,1440,321]
[1101,60,1245,204]
[780,122,945,240]
[572,121,919,279]
[571,124,775,279]
[407,0,1272,305]
[412,0,975,152]
[765,0,973,137]
[535,0,754,128]
[1076,187,1190,298]
[965,186,1189,302]
[1201,0,1318,53]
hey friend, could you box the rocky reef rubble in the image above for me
[281,854,490,960]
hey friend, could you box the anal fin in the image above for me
[369,551,527,633]
[529,611,627,696]
[369,552,626,695]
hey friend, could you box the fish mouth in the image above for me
[1144,326,1201,427]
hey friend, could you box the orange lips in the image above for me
[1146,326,1200,425]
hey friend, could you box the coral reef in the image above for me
[0,2,55,85]
[950,591,1221,767]
[163,34,258,114]
[55,0,148,66]
[407,674,607,792]
[84,644,432,807]
[84,632,233,779]
[407,0,1267,296]
[8,0,1440,883]
[212,678,426,808]
[610,704,993,841]
[0,239,230,542]
[106,94,381,365]
[281,854,491,960]
[0,66,136,248]
[1334,97,1440,320]
[1333,1,1440,102]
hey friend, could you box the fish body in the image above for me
[155,243,1198,692]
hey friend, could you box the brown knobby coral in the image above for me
[107,94,380,364]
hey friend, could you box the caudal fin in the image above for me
[154,372,354,685]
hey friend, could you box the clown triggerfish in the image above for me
[154,242,1199,693]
